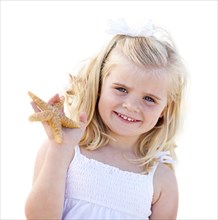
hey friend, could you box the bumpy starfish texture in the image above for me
[28,91,80,143]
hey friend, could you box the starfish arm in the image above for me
[29,110,54,122]
[28,91,52,111]
[61,116,80,128]
[49,116,62,143]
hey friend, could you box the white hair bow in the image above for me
[106,18,156,37]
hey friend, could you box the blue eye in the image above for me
[116,87,127,93]
[144,96,155,102]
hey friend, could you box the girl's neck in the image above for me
[107,134,139,154]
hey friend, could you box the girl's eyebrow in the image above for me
[113,82,130,89]
[113,82,162,101]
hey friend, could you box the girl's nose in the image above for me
[122,99,140,113]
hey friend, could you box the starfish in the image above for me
[28,91,80,143]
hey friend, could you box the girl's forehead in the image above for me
[110,64,168,88]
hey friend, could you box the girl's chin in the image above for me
[107,127,142,139]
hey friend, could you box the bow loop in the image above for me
[156,151,175,164]
[106,18,156,37]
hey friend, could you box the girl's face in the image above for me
[98,53,168,142]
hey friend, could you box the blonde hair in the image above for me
[65,31,188,173]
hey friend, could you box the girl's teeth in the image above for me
[118,113,136,122]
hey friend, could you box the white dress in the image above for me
[62,145,173,219]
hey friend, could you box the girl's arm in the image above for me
[25,133,86,220]
[150,163,179,220]
[25,94,87,220]
[25,140,75,219]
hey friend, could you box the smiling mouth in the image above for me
[115,112,140,122]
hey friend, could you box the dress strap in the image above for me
[156,151,175,164]
[148,151,175,177]
[74,145,81,155]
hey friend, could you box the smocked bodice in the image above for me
[62,146,173,219]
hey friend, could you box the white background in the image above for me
[1,1,217,219]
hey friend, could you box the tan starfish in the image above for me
[28,91,80,143]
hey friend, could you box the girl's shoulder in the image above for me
[152,163,178,217]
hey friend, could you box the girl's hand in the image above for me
[30,93,87,148]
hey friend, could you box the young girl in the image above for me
[25,18,187,219]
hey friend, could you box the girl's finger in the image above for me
[30,101,40,112]
[48,94,60,105]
